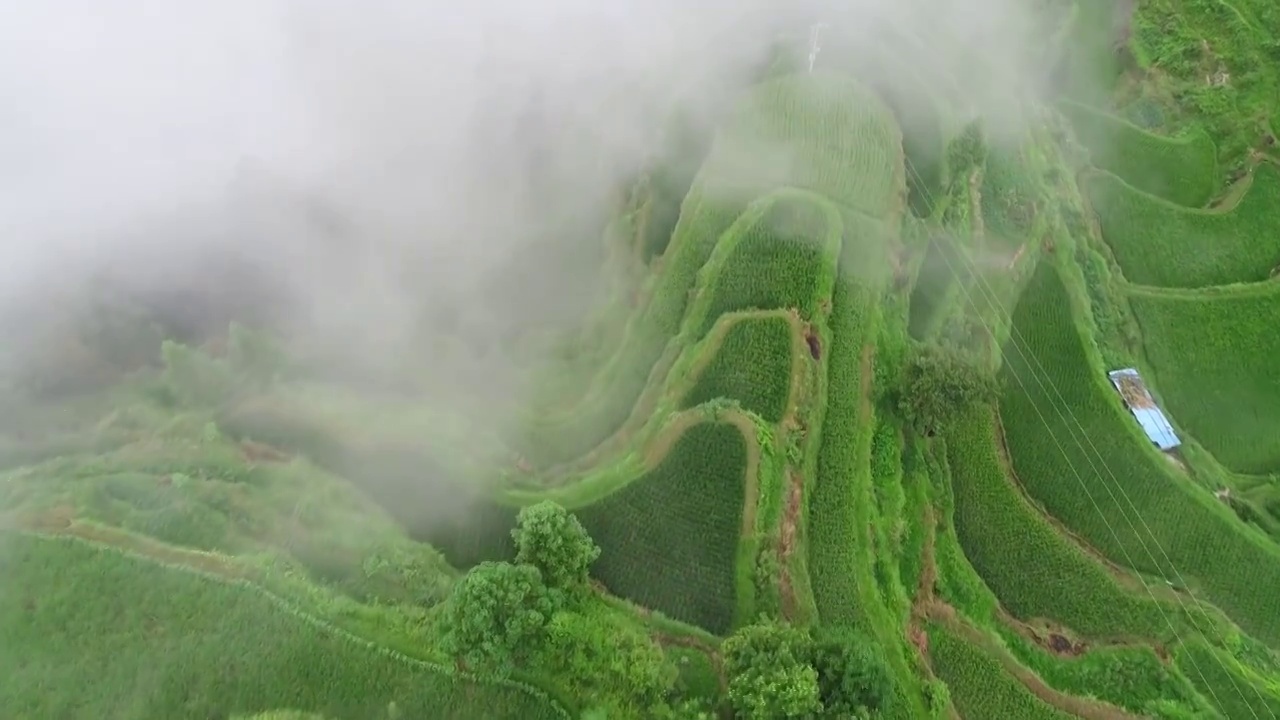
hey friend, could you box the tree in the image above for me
[897,344,996,434]
[512,500,601,590]
[723,619,822,719]
[809,629,894,717]
[441,561,562,673]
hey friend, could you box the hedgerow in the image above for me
[944,406,1179,639]
[1128,282,1280,475]
[575,421,750,634]
[681,314,795,423]
[694,194,839,338]
[1059,100,1218,207]
[1082,163,1280,288]
[999,261,1280,647]
[926,622,1074,720]
[0,532,567,720]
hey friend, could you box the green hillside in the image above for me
[4,1,1280,718]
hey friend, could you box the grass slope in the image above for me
[1060,100,1219,207]
[999,260,1280,648]
[944,406,1179,640]
[1082,163,1280,288]
[0,532,566,720]
[1129,282,1280,475]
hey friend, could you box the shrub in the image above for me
[896,344,996,434]
[442,562,564,674]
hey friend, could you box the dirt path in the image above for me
[777,469,805,619]
[6,507,253,581]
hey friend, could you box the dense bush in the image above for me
[513,500,601,592]
[722,619,894,719]
[896,344,996,434]
[442,562,564,674]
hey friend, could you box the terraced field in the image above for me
[5,2,1280,718]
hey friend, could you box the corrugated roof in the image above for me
[1108,368,1181,450]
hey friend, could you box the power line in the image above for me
[900,150,1273,718]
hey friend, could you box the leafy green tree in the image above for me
[442,561,561,673]
[897,344,996,434]
[809,629,894,717]
[723,619,822,719]
[512,500,601,590]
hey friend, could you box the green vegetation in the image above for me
[1000,261,1280,646]
[1129,282,1280,475]
[945,406,1178,639]
[576,421,750,634]
[926,622,1073,720]
[681,314,796,423]
[9,8,1280,719]
[694,196,837,338]
[1082,163,1280,288]
[1,532,567,720]
[1060,100,1219,207]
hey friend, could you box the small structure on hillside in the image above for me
[1107,368,1181,451]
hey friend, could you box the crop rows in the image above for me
[700,73,904,221]
[576,421,749,635]
[999,261,1280,647]
[927,622,1074,720]
[508,185,749,469]
[1128,282,1280,475]
[1175,638,1280,719]
[807,276,877,630]
[1082,163,1280,288]
[680,314,796,423]
[695,195,836,337]
[944,406,1178,639]
[1059,99,1218,207]
[1001,631,1211,717]
[0,532,565,720]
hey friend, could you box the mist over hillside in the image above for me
[0,0,1047,397]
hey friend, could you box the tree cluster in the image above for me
[441,501,706,718]
[723,619,894,720]
[896,344,997,435]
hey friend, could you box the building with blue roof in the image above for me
[1107,368,1181,451]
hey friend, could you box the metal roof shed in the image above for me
[1107,368,1181,451]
